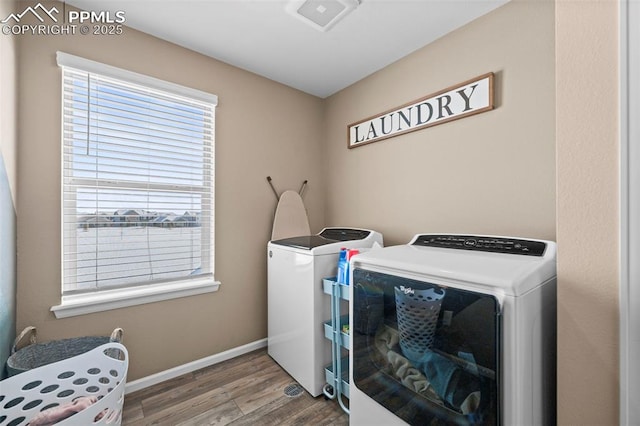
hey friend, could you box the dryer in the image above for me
[349,234,556,425]
[267,227,383,397]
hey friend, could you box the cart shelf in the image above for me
[325,357,350,399]
[324,315,350,350]
[323,278,350,300]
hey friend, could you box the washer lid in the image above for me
[318,227,372,241]
[270,235,339,250]
[270,228,377,250]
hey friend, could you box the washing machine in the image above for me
[349,234,556,426]
[267,227,383,397]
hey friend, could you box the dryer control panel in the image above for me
[411,234,547,256]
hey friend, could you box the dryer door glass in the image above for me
[352,268,500,426]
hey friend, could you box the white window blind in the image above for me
[58,53,216,296]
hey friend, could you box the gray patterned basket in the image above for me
[6,327,123,377]
[394,286,445,361]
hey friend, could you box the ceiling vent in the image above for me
[286,0,360,32]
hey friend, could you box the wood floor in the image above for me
[121,348,350,425]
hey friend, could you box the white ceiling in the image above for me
[64,0,509,98]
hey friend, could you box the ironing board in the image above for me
[271,190,310,241]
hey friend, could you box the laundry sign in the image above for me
[348,73,494,148]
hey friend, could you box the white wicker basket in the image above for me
[0,342,128,426]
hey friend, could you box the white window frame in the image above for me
[620,1,639,423]
[51,52,220,319]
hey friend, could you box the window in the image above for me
[52,52,219,318]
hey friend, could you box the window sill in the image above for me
[51,278,220,319]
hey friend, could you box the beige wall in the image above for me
[556,0,620,424]
[324,0,556,246]
[15,2,325,380]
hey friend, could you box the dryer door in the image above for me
[352,268,500,426]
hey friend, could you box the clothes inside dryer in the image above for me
[352,269,499,425]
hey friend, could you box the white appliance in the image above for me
[267,227,383,397]
[349,234,557,426]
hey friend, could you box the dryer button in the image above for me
[464,239,477,247]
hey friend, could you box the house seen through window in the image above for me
[58,53,217,297]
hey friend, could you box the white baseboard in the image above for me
[124,338,268,394]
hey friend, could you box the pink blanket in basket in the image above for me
[28,396,99,426]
